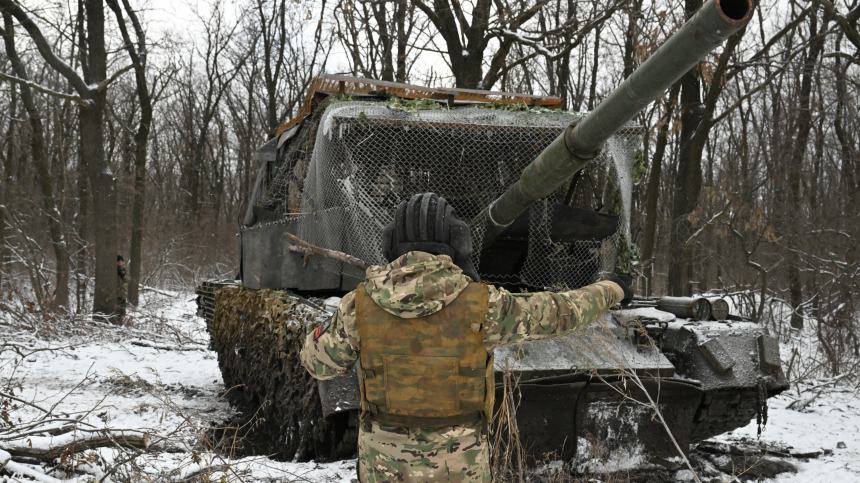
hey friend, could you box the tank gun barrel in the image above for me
[481,0,753,247]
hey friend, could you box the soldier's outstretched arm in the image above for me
[300,291,360,380]
[484,281,624,349]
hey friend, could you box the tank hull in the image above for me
[198,283,788,465]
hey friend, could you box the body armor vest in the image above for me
[355,283,494,428]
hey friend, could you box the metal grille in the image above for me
[262,101,642,289]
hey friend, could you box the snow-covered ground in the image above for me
[2,291,859,482]
[713,388,860,482]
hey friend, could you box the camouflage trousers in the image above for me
[116,296,127,318]
[358,419,491,482]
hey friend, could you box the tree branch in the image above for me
[285,232,370,270]
[824,50,860,65]
[2,430,150,460]
[96,64,133,92]
[811,0,860,51]
[684,199,733,249]
[0,71,87,106]
[0,0,90,96]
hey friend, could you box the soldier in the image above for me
[117,254,128,319]
[301,193,632,483]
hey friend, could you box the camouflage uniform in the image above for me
[117,265,128,317]
[301,251,623,482]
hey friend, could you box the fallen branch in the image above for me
[1,448,63,483]
[127,339,206,352]
[140,286,177,297]
[2,430,150,460]
[285,232,370,270]
[787,373,850,411]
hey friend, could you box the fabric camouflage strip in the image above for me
[211,286,335,460]
[358,419,490,483]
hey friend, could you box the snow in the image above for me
[620,306,677,322]
[710,388,860,482]
[2,290,859,481]
[324,296,342,314]
[0,291,355,482]
[501,29,552,57]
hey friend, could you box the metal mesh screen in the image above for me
[262,100,642,289]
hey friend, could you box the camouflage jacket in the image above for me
[301,251,623,482]
[117,266,128,300]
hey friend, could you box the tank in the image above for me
[198,0,788,468]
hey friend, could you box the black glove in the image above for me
[602,274,633,307]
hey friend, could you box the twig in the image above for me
[0,391,48,414]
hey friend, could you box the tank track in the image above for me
[196,283,358,461]
[195,279,237,322]
[691,388,760,441]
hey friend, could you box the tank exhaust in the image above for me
[480,0,754,247]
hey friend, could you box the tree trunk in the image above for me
[81,0,116,318]
[414,0,492,89]
[128,116,149,306]
[395,0,407,82]
[81,103,117,318]
[667,0,703,296]
[783,11,829,330]
[587,26,601,110]
[107,0,154,306]
[642,84,680,296]
[371,1,395,81]
[0,85,15,289]
[622,0,642,80]
[833,36,856,207]
[667,0,743,296]
[74,135,89,313]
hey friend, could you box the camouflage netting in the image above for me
[260,99,643,289]
[209,287,354,461]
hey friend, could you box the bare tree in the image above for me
[779,8,831,329]
[105,0,168,306]
[0,79,16,290]
[333,0,424,83]
[0,0,131,315]
[411,0,541,88]
[0,12,71,309]
[182,2,249,220]
[253,0,329,135]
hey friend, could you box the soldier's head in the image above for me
[117,254,124,267]
[382,192,479,281]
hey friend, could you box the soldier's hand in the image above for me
[602,275,633,307]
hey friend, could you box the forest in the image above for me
[0,0,858,480]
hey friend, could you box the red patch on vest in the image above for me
[314,316,333,340]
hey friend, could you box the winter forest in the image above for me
[1,0,860,481]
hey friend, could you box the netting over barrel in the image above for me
[261,100,642,289]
